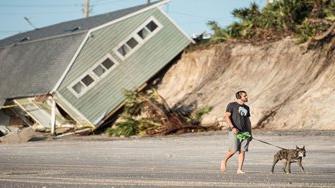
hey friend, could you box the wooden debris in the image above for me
[113,89,218,137]
[313,22,335,41]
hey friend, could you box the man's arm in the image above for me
[246,118,252,140]
[224,112,238,134]
[246,105,252,136]
[246,118,252,133]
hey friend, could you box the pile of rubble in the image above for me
[108,89,221,137]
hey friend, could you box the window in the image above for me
[146,21,158,32]
[93,65,105,77]
[72,82,84,94]
[71,74,95,95]
[117,38,139,57]
[68,54,119,98]
[137,28,149,39]
[126,38,139,49]
[102,59,114,69]
[117,44,130,57]
[93,58,115,77]
[114,16,163,60]
[81,75,94,86]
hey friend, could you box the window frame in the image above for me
[114,16,163,60]
[68,54,119,98]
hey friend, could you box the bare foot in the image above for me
[237,170,245,174]
[220,160,227,173]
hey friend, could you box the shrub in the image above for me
[207,0,333,42]
[107,116,139,137]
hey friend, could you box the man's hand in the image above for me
[232,127,239,134]
[249,135,253,141]
[224,112,237,134]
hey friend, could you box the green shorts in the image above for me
[228,131,251,152]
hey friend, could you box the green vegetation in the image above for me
[107,90,159,137]
[207,0,335,43]
[187,106,213,124]
[108,115,139,137]
[107,90,213,137]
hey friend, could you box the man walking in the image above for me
[221,90,252,174]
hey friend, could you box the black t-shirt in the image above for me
[226,102,250,132]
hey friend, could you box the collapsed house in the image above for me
[0,0,192,135]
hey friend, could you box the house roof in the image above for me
[0,1,160,48]
[0,1,163,106]
[0,33,86,106]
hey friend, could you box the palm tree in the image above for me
[207,21,229,41]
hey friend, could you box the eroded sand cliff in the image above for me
[158,38,335,130]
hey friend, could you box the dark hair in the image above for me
[235,90,247,99]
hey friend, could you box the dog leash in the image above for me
[252,137,286,150]
[235,132,287,150]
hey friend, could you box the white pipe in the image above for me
[50,97,56,135]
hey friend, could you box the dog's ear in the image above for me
[296,145,299,149]
[302,145,305,149]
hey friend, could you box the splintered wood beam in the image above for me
[50,98,56,136]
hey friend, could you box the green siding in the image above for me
[58,8,190,125]
[54,91,93,127]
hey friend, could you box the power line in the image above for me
[0,11,78,15]
[0,0,140,16]
[169,11,228,21]
[82,0,140,17]
[24,17,38,30]
[0,0,156,37]
[91,0,120,3]
[92,0,139,6]
[0,0,146,7]
[0,3,82,8]
[0,30,23,33]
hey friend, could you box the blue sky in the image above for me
[0,0,266,40]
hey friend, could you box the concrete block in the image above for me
[0,127,35,144]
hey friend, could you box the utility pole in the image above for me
[83,0,90,18]
[147,0,151,4]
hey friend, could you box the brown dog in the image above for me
[271,146,306,174]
